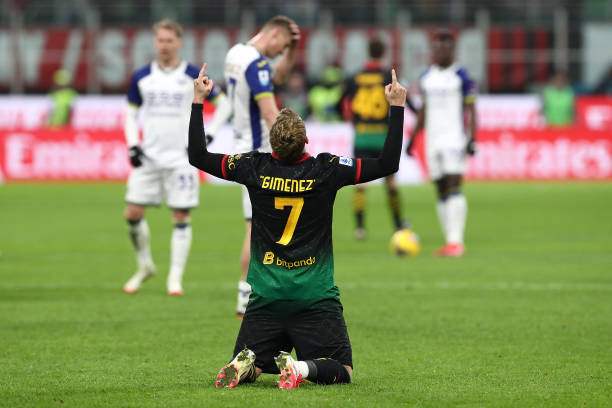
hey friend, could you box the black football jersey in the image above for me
[220,152,363,306]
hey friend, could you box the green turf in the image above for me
[1,182,611,407]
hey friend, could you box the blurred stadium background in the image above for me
[1,0,611,183]
[2,2,612,406]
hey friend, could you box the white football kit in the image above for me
[224,43,275,219]
[420,63,476,180]
[125,60,222,209]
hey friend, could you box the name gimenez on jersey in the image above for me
[260,176,315,193]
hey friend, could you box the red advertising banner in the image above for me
[575,96,612,131]
[1,126,611,182]
[0,128,132,181]
[467,129,612,180]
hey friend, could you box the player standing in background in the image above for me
[224,16,300,316]
[344,38,409,240]
[187,63,406,389]
[122,19,232,295]
[406,30,477,257]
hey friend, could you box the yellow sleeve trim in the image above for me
[128,102,141,108]
[254,92,274,101]
[209,93,222,104]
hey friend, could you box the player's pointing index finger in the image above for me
[391,68,397,84]
[199,63,207,79]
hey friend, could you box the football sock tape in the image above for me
[127,218,141,226]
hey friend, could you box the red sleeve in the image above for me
[221,155,228,179]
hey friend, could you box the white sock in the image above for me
[295,361,309,378]
[169,223,192,280]
[446,193,467,244]
[128,219,153,268]
[436,200,449,243]
[239,280,252,293]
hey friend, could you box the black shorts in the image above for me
[232,298,353,374]
[353,147,382,159]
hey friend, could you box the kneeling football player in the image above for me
[187,63,406,388]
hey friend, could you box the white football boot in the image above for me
[123,261,156,294]
[167,274,184,296]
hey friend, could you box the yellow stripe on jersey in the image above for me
[209,93,222,104]
[254,92,274,101]
[355,72,385,86]
[355,123,388,133]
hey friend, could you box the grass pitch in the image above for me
[1,182,611,407]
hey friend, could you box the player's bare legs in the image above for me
[168,209,192,295]
[434,174,466,257]
[353,185,367,240]
[123,204,156,293]
[237,221,252,316]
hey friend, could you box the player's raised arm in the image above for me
[187,63,226,178]
[357,69,406,184]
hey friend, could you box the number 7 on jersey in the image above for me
[274,197,304,245]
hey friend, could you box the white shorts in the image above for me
[126,162,199,209]
[241,185,252,220]
[426,147,467,181]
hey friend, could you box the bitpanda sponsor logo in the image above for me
[262,251,316,269]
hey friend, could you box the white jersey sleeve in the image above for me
[224,44,275,153]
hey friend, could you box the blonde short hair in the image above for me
[270,109,307,164]
[153,18,183,38]
[262,15,293,36]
